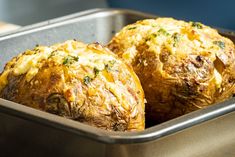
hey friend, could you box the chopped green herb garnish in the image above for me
[105,64,111,71]
[127,26,137,30]
[145,37,151,41]
[73,56,79,61]
[63,55,79,65]
[145,33,157,41]
[63,58,69,65]
[146,34,157,41]
[151,33,158,38]
[191,22,203,29]
[105,60,116,71]
[48,50,57,58]
[213,41,225,49]
[109,60,116,65]
[151,24,157,27]
[33,47,41,53]
[157,28,170,36]
[172,33,180,42]
[84,76,92,85]
[94,67,100,76]
[172,33,181,47]
[148,28,170,40]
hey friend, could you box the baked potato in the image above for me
[108,18,235,123]
[0,40,145,131]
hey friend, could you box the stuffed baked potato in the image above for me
[108,18,235,123]
[0,40,145,131]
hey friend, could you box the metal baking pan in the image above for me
[1,8,235,157]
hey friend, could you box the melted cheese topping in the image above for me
[0,70,10,91]
[214,69,222,88]
[0,40,145,131]
[0,40,118,92]
[109,18,235,89]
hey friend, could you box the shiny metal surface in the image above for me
[0,9,235,157]
[0,0,107,26]
[107,111,235,157]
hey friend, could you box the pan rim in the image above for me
[0,8,235,144]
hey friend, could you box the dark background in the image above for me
[0,0,234,30]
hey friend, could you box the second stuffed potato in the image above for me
[108,18,235,123]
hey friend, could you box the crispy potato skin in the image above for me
[0,40,145,131]
[108,18,235,123]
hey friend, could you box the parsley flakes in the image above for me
[157,28,170,36]
[83,76,92,85]
[172,33,181,47]
[63,55,79,66]
[213,41,225,49]
[94,67,100,76]
[127,26,137,30]
[105,60,116,71]
[191,22,203,29]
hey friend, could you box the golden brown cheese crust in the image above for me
[0,40,145,131]
[108,18,235,123]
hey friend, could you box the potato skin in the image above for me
[108,18,235,123]
[0,40,145,131]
